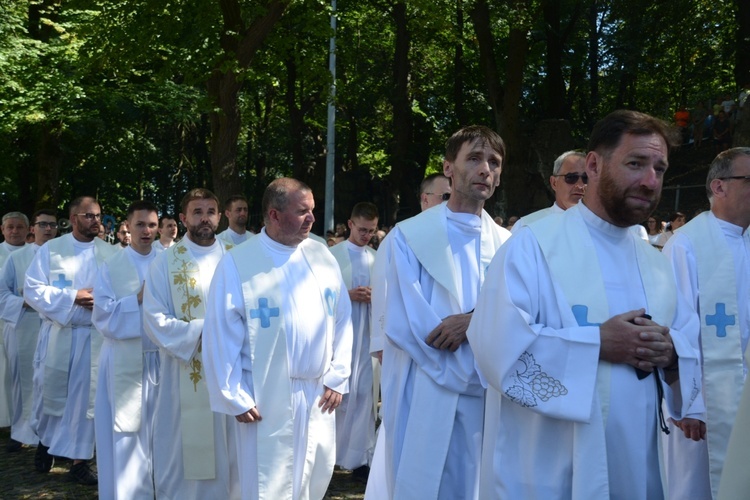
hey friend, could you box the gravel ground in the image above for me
[0,427,365,499]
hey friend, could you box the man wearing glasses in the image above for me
[661,147,750,499]
[512,150,587,232]
[419,173,452,212]
[329,202,379,483]
[24,197,117,485]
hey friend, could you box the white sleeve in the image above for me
[23,244,77,326]
[467,229,601,423]
[143,253,203,362]
[323,273,353,393]
[0,257,25,326]
[202,254,256,416]
[92,261,142,341]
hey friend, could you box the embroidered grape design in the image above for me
[530,373,568,401]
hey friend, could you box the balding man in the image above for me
[512,151,586,231]
[203,178,353,499]
[661,147,750,499]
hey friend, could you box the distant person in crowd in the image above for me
[656,212,686,248]
[513,150,587,232]
[152,215,178,252]
[419,173,452,211]
[329,202,379,483]
[217,195,252,245]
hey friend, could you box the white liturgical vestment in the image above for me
[143,236,239,499]
[661,212,750,500]
[24,234,116,459]
[330,239,377,470]
[467,203,702,499]
[203,230,353,500]
[93,245,159,499]
[377,204,510,500]
[217,227,252,246]
[0,241,26,427]
[0,243,40,444]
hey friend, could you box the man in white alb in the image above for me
[330,201,379,481]
[143,188,239,499]
[512,150,586,231]
[152,215,178,252]
[661,147,750,500]
[217,195,252,245]
[0,210,55,451]
[374,126,511,499]
[468,110,702,498]
[92,200,160,499]
[203,178,353,500]
[24,197,117,484]
[115,222,130,250]
[0,211,29,434]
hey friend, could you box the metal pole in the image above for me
[324,0,337,235]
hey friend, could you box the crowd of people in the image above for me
[0,109,748,500]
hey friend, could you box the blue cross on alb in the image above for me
[572,305,601,327]
[706,302,735,338]
[52,274,72,289]
[250,298,279,328]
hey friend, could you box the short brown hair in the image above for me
[445,125,506,163]
[180,188,219,215]
[587,110,678,156]
[262,178,312,224]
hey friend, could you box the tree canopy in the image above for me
[0,0,746,229]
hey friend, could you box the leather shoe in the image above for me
[69,461,98,486]
[34,444,54,473]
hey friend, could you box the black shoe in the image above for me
[69,461,98,486]
[5,439,22,452]
[352,465,370,484]
[34,444,54,473]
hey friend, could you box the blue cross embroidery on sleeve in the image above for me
[572,305,601,327]
[52,274,72,289]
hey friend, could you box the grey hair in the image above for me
[2,212,29,226]
[552,151,586,175]
[706,147,750,200]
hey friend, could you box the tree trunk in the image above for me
[736,0,750,87]
[453,0,466,128]
[36,122,63,210]
[207,0,291,204]
[385,1,414,225]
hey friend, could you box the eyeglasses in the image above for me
[34,222,58,229]
[350,222,378,236]
[426,192,451,201]
[718,175,750,181]
[554,173,588,185]
[74,213,102,221]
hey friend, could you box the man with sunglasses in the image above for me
[0,211,48,452]
[661,147,750,499]
[329,202,379,482]
[419,173,452,211]
[24,197,117,485]
[512,151,587,232]
[374,126,511,499]
[469,110,701,498]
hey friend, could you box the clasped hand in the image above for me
[425,312,472,352]
[599,308,676,371]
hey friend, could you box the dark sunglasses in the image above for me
[554,173,588,185]
[426,192,451,201]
